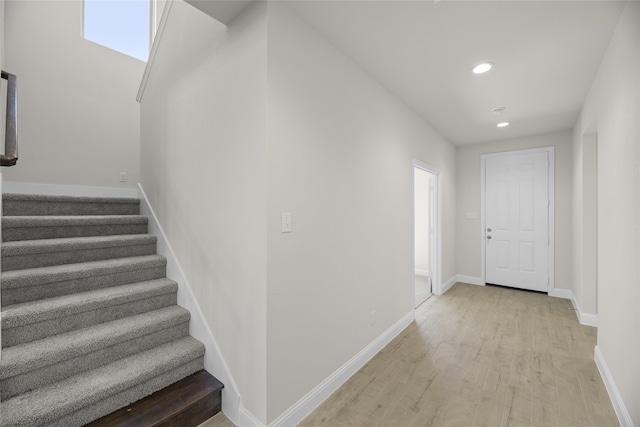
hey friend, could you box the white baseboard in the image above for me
[547,288,599,327]
[2,181,137,198]
[594,346,634,427]
[238,406,264,427]
[548,287,572,299]
[138,184,242,425]
[456,275,484,286]
[570,294,598,327]
[269,310,415,427]
[439,275,458,295]
[414,268,430,277]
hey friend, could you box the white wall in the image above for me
[3,0,142,188]
[573,2,640,423]
[139,0,268,423]
[572,131,598,317]
[456,131,573,292]
[266,2,456,422]
[1,0,5,152]
[0,0,4,359]
[414,168,431,275]
[0,0,2,350]
[0,0,3,69]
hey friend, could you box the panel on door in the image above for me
[485,151,549,292]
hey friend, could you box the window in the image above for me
[83,0,150,62]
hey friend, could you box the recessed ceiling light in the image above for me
[497,122,510,128]
[473,62,493,74]
[491,107,506,115]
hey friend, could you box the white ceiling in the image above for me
[287,1,626,145]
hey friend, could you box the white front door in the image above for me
[485,150,550,292]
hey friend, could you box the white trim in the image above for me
[138,184,242,425]
[269,311,415,427]
[2,181,137,198]
[480,147,555,294]
[137,0,174,102]
[440,275,457,295]
[548,288,572,299]
[594,346,634,427]
[414,269,430,277]
[570,293,598,327]
[238,406,264,427]
[456,275,484,286]
[412,160,442,296]
[548,288,598,327]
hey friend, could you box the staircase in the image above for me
[0,193,223,426]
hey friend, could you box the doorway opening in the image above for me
[414,161,440,307]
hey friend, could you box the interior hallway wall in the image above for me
[573,1,640,423]
[266,3,456,422]
[139,1,268,422]
[456,131,573,292]
[3,1,143,189]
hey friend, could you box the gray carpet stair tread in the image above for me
[0,193,213,425]
[1,279,178,329]
[0,336,205,426]
[3,194,141,216]
[1,255,167,290]
[2,234,156,256]
[2,194,140,205]
[2,215,148,228]
[2,215,149,241]
[0,305,191,379]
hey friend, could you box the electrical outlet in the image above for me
[119,172,127,183]
[370,309,376,326]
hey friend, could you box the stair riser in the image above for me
[2,293,177,347]
[2,243,157,271]
[3,223,149,242]
[87,370,223,427]
[1,322,190,400]
[2,265,167,305]
[167,389,223,427]
[50,358,205,427]
[3,201,139,217]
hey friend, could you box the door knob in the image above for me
[487,228,492,232]
[486,235,492,239]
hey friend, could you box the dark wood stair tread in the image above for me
[86,370,224,427]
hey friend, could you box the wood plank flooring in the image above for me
[199,412,236,427]
[202,283,619,427]
[300,283,618,427]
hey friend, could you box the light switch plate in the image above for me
[281,212,292,233]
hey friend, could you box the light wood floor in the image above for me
[199,412,236,427]
[203,283,619,427]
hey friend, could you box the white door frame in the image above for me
[413,160,442,297]
[480,147,555,293]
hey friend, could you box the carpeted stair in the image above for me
[0,194,223,427]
